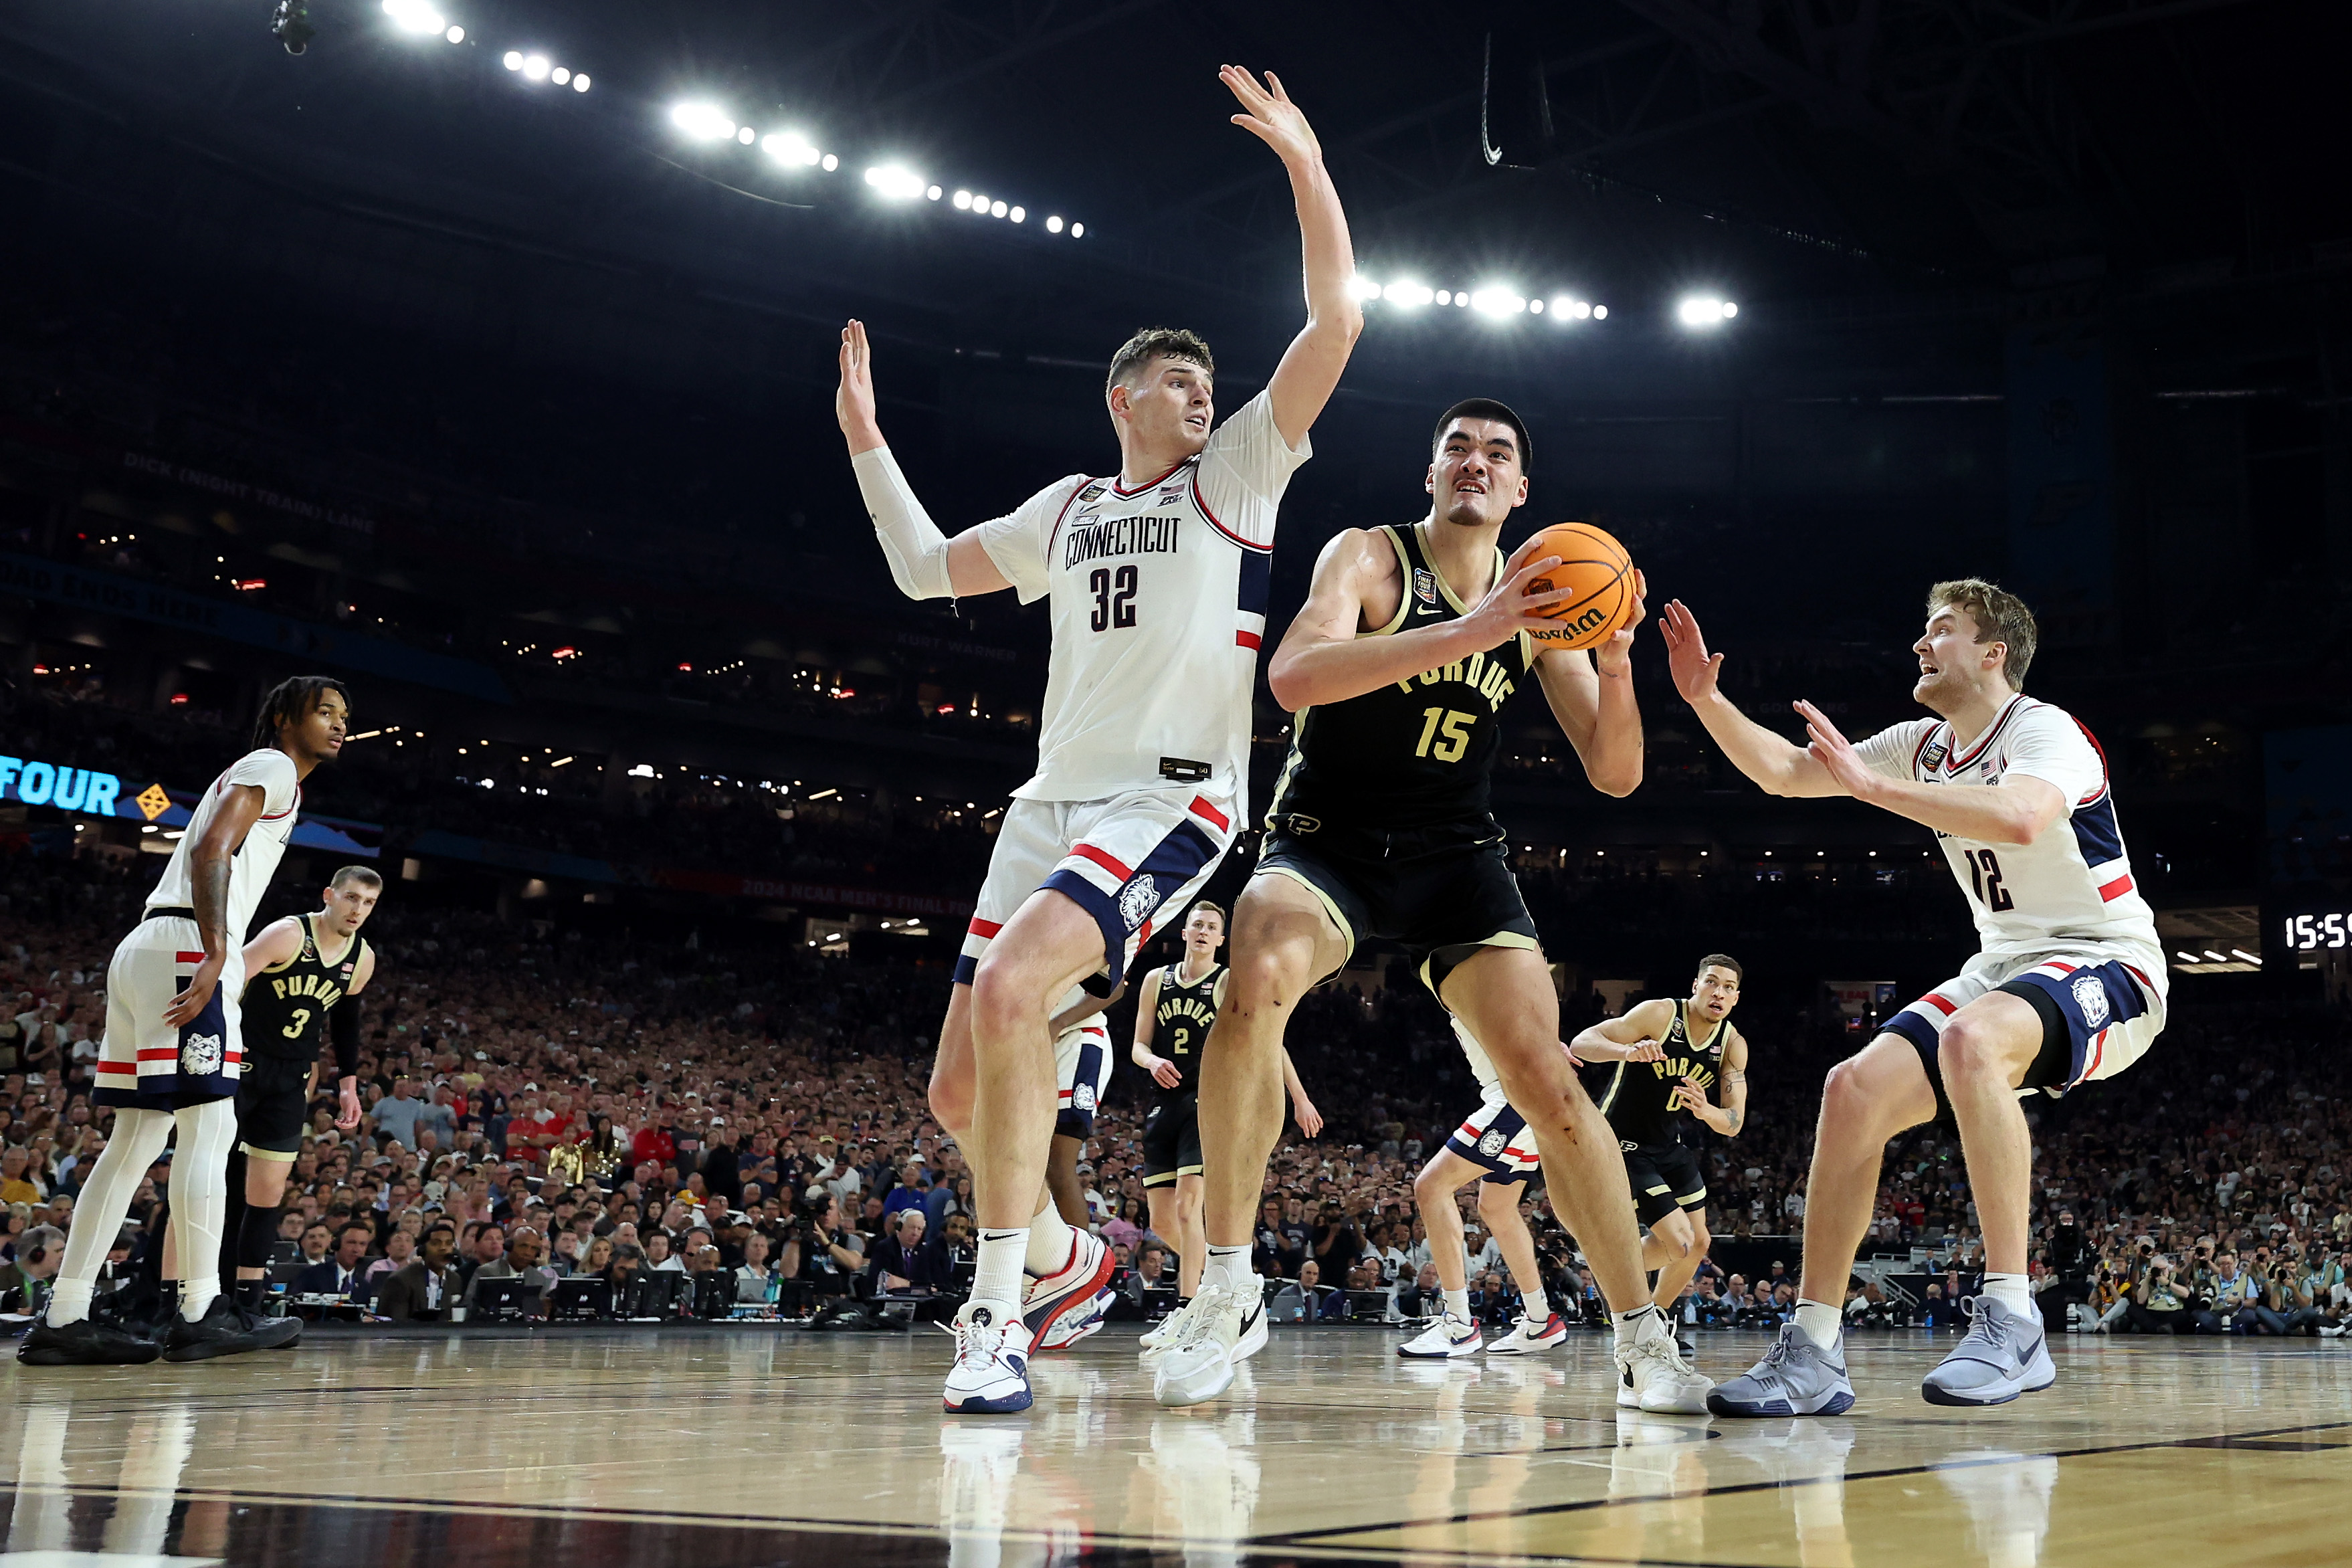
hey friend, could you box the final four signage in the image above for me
[0,754,129,817]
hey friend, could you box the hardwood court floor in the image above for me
[3,1324,2349,1568]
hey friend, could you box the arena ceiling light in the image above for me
[1381,281,1434,307]
[763,131,822,167]
[1676,296,1739,327]
[381,0,449,35]
[863,165,930,202]
[670,102,737,142]
[1470,286,1527,316]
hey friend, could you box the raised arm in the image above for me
[1794,700,2066,848]
[1531,572,1647,798]
[1221,67,1361,449]
[1268,528,1577,712]
[163,783,268,1030]
[1660,600,1844,799]
[835,320,1012,600]
[1568,999,1674,1064]
[1129,969,1183,1090]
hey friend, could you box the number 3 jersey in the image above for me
[975,389,1309,810]
[1856,692,2162,976]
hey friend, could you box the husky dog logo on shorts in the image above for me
[1074,1082,1098,1112]
[2071,972,2111,1029]
[1413,567,1438,607]
[1118,875,1159,932]
[1478,1128,1507,1158]
[182,1031,224,1076]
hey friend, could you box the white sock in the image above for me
[972,1230,1027,1310]
[1443,1288,1471,1322]
[1523,1286,1550,1321]
[1612,1303,1662,1350]
[1794,1299,1843,1349]
[1024,1198,1075,1276]
[46,1278,94,1327]
[1979,1272,2033,1314]
[1201,1244,1250,1291]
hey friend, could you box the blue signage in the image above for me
[0,750,380,858]
[0,755,124,816]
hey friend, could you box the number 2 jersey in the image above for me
[1855,692,2163,979]
[975,389,1308,811]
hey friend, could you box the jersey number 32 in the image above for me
[1089,566,1137,631]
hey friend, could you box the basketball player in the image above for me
[835,64,1361,1413]
[1395,1019,1587,1359]
[1663,582,2165,1412]
[1131,900,1321,1341]
[215,866,381,1316]
[19,676,346,1365]
[1568,955,1749,1339]
[1155,401,1712,1413]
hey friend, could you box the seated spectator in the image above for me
[796,1194,864,1297]
[0,1223,64,1314]
[290,1222,334,1276]
[466,1225,556,1309]
[377,1225,463,1321]
[2126,1254,2194,1334]
[879,1160,929,1225]
[365,1230,416,1292]
[293,1222,378,1298]
[870,1208,947,1293]
[644,1232,684,1274]
[733,1232,776,1304]
[1124,1244,1173,1306]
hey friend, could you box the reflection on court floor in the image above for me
[1,1327,2347,1567]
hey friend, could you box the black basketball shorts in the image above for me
[1254,820,1541,997]
[1141,1095,1203,1187]
[1622,1141,1708,1228]
[235,1055,314,1162]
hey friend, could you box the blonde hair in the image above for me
[1927,579,2038,690]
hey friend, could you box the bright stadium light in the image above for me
[1347,275,1382,302]
[1045,214,1062,231]
[926,185,943,201]
[522,54,550,80]
[969,192,989,213]
[1593,304,1609,319]
[382,0,446,35]
[953,190,973,210]
[1470,287,1527,316]
[1435,290,1452,305]
[502,50,522,69]
[1382,280,1434,307]
[989,199,1007,218]
[1070,222,1084,237]
[735,125,755,144]
[444,24,463,42]
[672,103,737,142]
[1678,296,1735,327]
[1550,296,1591,321]
[1009,205,1024,223]
[1529,298,1545,314]
[572,74,590,92]
[864,165,927,201]
[551,66,570,85]
[820,153,839,171]
[763,132,819,166]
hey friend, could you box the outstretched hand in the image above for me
[1796,699,1880,799]
[1459,532,1576,650]
[836,319,882,450]
[1221,65,1322,166]
[1659,599,1725,705]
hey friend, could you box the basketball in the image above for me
[1521,521,1637,650]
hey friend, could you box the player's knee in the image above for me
[1689,1218,1712,1256]
[928,1066,975,1135]
[1414,1165,1453,1207]
[1937,1016,2016,1085]
[965,954,1042,1039]
[1225,950,1304,1030]
[1820,1054,1881,1128]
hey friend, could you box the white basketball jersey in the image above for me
[143,748,302,944]
[1450,1017,1509,1106]
[1858,694,2163,980]
[977,389,1308,807]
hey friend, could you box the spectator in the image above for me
[0,1223,64,1314]
[294,1222,377,1298]
[2127,1254,2195,1335]
[733,1232,776,1304]
[796,1193,864,1297]
[377,1225,463,1321]
[467,1226,556,1309]
[870,1208,947,1293]
[373,1080,426,1151]
[879,1160,929,1225]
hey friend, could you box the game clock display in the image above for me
[2282,910,2352,951]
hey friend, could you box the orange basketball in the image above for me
[1521,521,1637,650]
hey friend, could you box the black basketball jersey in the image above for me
[241,913,366,1062]
[1266,522,1533,833]
[1148,961,1225,1102]
[1594,999,1729,1147]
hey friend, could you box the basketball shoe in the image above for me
[1485,1311,1569,1355]
[944,1301,1036,1415]
[1036,1286,1113,1353]
[1921,1296,2055,1407]
[1151,1276,1268,1407]
[1707,1322,1856,1417]
[1399,1312,1484,1358]
[1614,1309,1713,1413]
[16,1308,159,1367]
[1139,1294,1199,1358]
[1021,1229,1113,1354]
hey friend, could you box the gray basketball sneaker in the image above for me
[1921,1296,2055,1407]
[1707,1322,1856,1417]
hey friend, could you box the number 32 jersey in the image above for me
[1856,693,2161,968]
[976,389,1308,809]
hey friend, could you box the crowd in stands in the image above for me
[0,845,2347,1345]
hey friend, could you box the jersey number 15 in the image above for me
[1089,565,1137,631]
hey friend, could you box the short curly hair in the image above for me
[1927,579,2038,690]
[1107,326,1214,393]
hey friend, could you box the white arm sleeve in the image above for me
[850,446,956,601]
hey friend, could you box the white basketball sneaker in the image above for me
[1151,1278,1268,1408]
[1484,1311,1570,1355]
[1139,1294,1199,1358]
[1397,1314,1484,1359]
[1614,1309,1714,1413]
[943,1301,1035,1415]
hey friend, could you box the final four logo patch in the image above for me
[1413,567,1439,607]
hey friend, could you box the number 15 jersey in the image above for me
[976,389,1308,809]
[1856,692,2161,972]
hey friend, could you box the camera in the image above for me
[271,0,314,54]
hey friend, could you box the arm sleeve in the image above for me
[975,476,1088,604]
[1852,719,1937,782]
[225,749,300,815]
[850,446,957,600]
[1192,389,1311,548]
[330,993,362,1080]
[2001,706,2105,808]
